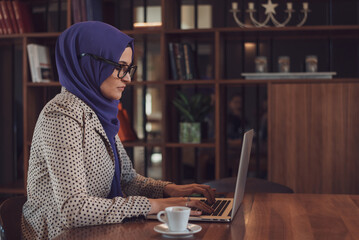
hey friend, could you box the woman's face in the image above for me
[100,47,132,100]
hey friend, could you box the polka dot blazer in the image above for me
[21,88,171,239]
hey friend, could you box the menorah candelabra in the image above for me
[230,0,310,28]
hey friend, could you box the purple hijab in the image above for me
[55,21,134,198]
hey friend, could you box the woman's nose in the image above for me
[121,72,131,82]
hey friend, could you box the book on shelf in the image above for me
[168,42,197,80]
[6,0,19,33]
[168,42,178,80]
[0,4,5,34]
[45,0,67,32]
[172,43,182,80]
[197,4,212,29]
[86,0,103,21]
[31,0,66,32]
[72,0,81,23]
[27,44,53,83]
[133,3,161,29]
[181,4,194,29]
[180,3,212,29]
[80,0,86,22]
[0,0,13,34]
[173,43,186,80]
[72,0,87,23]
[183,44,191,79]
[178,43,187,79]
[183,43,197,79]
[72,0,103,24]
[12,0,33,33]
[0,0,33,34]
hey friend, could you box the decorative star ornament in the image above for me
[262,0,279,15]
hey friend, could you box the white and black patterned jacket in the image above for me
[22,88,170,239]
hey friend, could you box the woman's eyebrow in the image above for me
[118,60,130,65]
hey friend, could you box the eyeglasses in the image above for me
[79,53,137,79]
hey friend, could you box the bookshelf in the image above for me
[0,0,358,195]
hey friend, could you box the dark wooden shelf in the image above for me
[165,25,359,34]
[164,80,215,85]
[218,25,359,33]
[28,139,163,148]
[166,28,215,34]
[129,80,216,85]
[0,180,25,194]
[27,82,61,87]
[0,32,62,39]
[25,78,359,87]
[166,25,359,40]
[122,140,162,147]
[2,25,358,40]
[220,79,269,84]
[123,29,162,35]
[165,142,215,148]
[158,78,359,85]
[220,78,359,84]
[128,80,163,85]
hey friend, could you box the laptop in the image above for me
[147,129,254,223]
[188,129,254,222]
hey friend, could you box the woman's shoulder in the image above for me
[42,88,93,122]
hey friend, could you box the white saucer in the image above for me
[154,223,202,237]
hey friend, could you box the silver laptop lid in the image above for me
[231,129,254,219]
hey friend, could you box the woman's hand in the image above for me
[148,197,214,215]
[163,184,216,205]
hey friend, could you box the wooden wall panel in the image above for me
[346,85,359,193]
[268,83,359,194]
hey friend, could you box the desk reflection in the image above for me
[55,193,359,240]
[54,219,158,240]
[54,194,250,240]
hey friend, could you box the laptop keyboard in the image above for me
[196,199,230,216]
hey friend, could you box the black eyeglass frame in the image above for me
[79,53,137,79]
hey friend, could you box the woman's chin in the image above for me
[103,93,122,101]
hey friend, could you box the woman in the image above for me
[22,21,215,240]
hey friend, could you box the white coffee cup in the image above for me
[157,206,190,232]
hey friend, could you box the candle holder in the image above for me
[230,0,310,28]
[305,55,318,72]
[255,56,268,73]
[278,56,290,73]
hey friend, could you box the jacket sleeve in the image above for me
[116,137,172,198]
[41,110,151,228]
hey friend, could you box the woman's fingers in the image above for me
[165,184,216,204]
[202,185,216,203]
[191,185,216,204]
[196,200,214,214]
[149,197,215,215]
[190,210,202,216]
[186,199,214,214]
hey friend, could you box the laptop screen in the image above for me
[231,129,254,219]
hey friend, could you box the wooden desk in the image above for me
[54,194,359,240]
